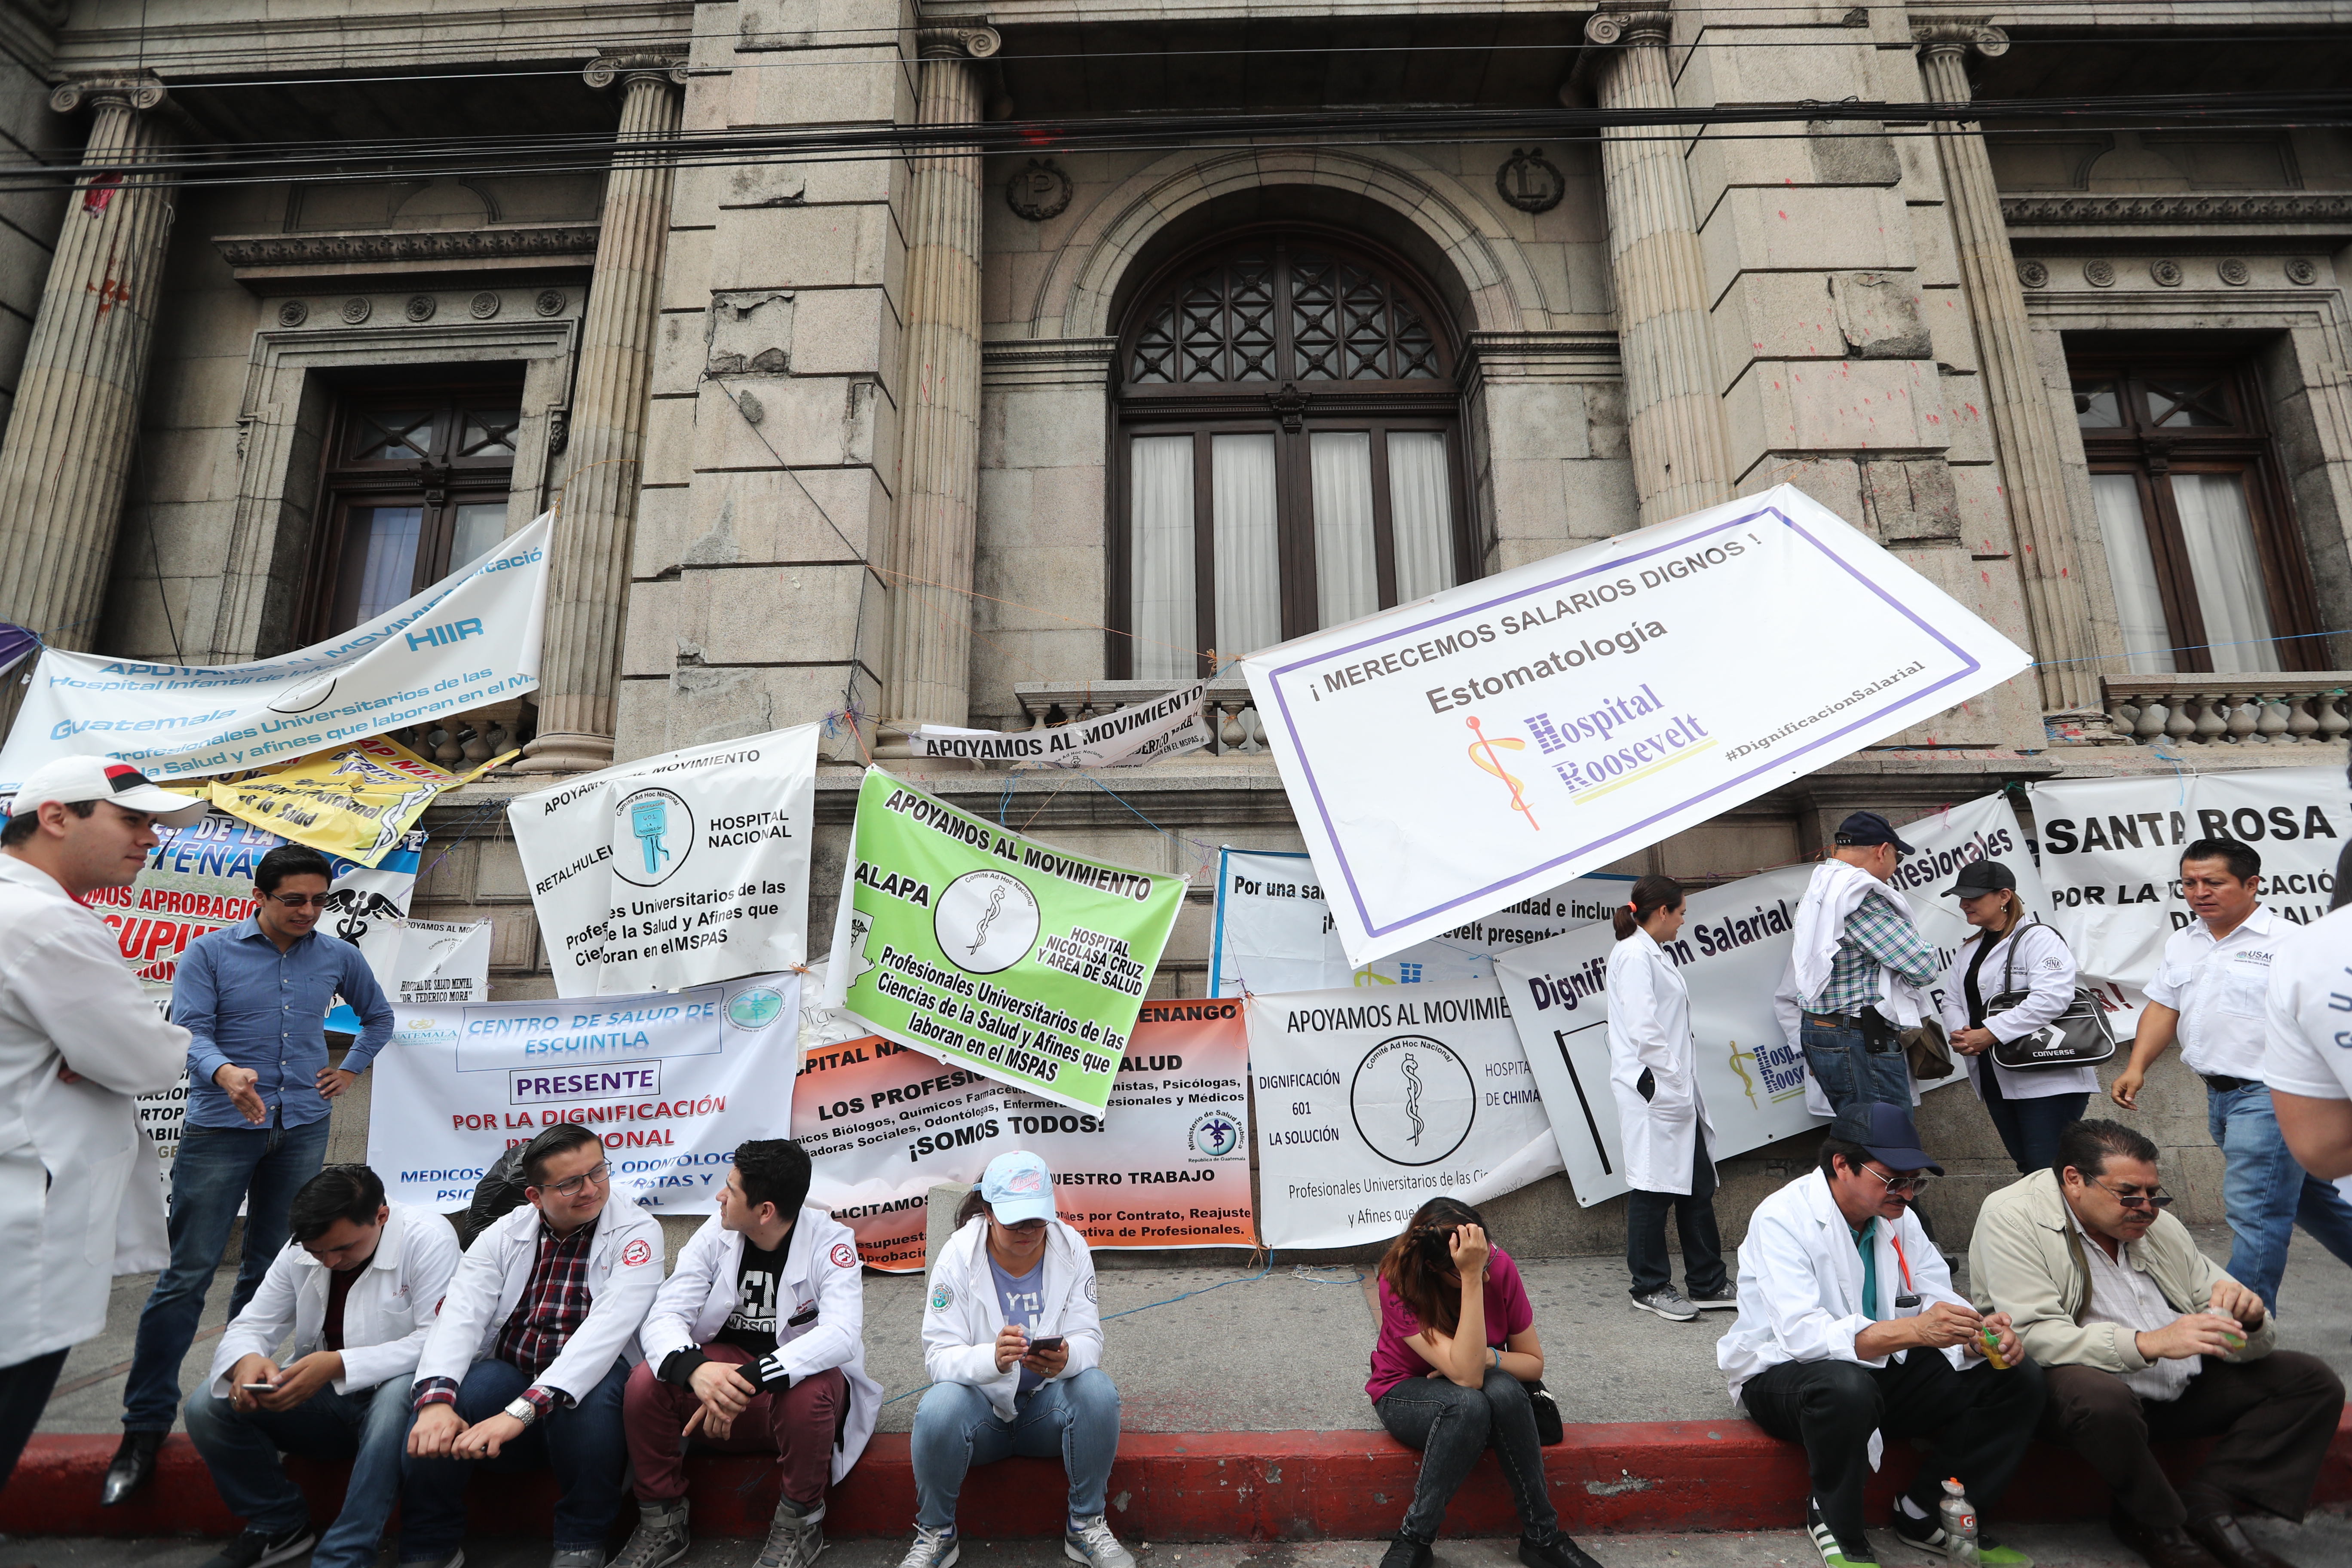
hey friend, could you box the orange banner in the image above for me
[794,1001,1255,1270]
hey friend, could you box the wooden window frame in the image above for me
[2071,352,2321,674]
[1107,228,1475,680]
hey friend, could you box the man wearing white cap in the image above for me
[901,1150,1125,1568]
[0,757,205,1487]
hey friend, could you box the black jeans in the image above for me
[1375,1368,1559,1544]
[0,1348,69,1492]
[1626,1128,1727,1299]
[1740,1350,2046,1553]
[1976,1069,2089,1176]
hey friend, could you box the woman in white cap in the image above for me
[1936,857,2094,1173]
[900,1150,1126,1568]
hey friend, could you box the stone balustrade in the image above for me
[382,697,534,770]
[1009,679,1264,757]
[2101,673,2352,749]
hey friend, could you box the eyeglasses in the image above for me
[2092,1178,2174,1210]
[993,1216,1048,1234]
[268,893,333,909]
[539,1163,609,1198]
[1862,1165,1935,1198]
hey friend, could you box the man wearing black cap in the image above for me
[1719,1103,2045,1568]
[1778,811,1941,1116]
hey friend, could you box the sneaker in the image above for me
[200,1525,318,1568]
[898,1524,960,1568]
[609,1498,689,1568]
[1888,1504,2032,1564]
[1065,1513,1136,1568]
[398,1553,466,1568]
[1519,1531,1605,1568]
[1806,1498,1880,1568]
[1687,1282,1738,1310]
[551,1550,607,1568]
[1630,1287,1699,1321]
[756,1495,828,1568]
[1379,1535,1433,1568]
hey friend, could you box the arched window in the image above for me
[1112,232,1471,680]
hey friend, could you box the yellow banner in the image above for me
[205,735,513,867]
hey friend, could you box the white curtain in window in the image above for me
[1387,431,1457,602]
[2091,474,2175,675]
[1130,436,1196,681]
[1213,432,1282,663]
[450,502,512,572]
[2172,471,2282,674]
[1311,432,1378,628]
[352,505,424,624]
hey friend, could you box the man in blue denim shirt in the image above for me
[101,843,395,1508]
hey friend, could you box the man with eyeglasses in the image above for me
[1720,1103,2044,1568]
[105,842,395,1507]
[402,1122,664,1568]
[1970,1119,2343,1568]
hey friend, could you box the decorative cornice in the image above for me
[583,54,687,90]
[919,24,1001,59]
[1583,6,1673,48]
[213,224,602,271]
[49,71,165,114]
[2001,192,2352,226]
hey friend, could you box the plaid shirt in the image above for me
[1807,889,1939,1014]
[413,1213,600,1417]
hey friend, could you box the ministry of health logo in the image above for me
[1188,1110,1243,1159]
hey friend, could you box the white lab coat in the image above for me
[1718,1170,1969,1466]
[207,1201,462,1398]
[639,1207,883,1482]
[1604,928,1715,1194]
[1775,861,1930,1115]
[1935,919,2097,1102]
[413,1197,664,1402]
[922,1214,1104,1419]
[0,854,187,1367]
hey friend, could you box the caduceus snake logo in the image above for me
[1464,717,1540,831]
[967,883,1007,956]
[1728,1039,1760,1109]
[1402,1051,1426,1146]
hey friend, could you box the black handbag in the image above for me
[1984,919,2117,1071]
[1525,1378,1565,1445]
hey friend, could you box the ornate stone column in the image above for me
[0,75,174,660]
[517,55,687,773]
[1585,5,1734,527]
[1917,24,2099,712]
[884,23,998,732]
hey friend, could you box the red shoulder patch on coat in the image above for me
[621,1238,652,1267]
[830,1242,857,1269]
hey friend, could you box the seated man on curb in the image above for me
[612,1138,882,1568]
[1719,1102,2044,1568]
[1970,1118,2346,1568]
[187,1164,460,1568]
[403,1124,664,1568]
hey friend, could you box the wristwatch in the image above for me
[502,1396,539,1427]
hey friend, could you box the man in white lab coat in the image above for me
[1719,1104,2045,1568]
[0,756,204,1488]
[186,1163,460,1568]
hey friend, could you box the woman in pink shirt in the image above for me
[1366,1199,1606,1568]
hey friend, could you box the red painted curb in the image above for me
[8,1414,2348,1541]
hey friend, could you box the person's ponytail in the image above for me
[1613,873,1684,941]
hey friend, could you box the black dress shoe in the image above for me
[1520,1533,1605,1568]
[2185,1514,2300,1568]
[2110,1507,2224,1568]
[99,1429,163,1507]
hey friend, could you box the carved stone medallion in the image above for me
[1496,148,1566,214]
[1006,159,1072,222]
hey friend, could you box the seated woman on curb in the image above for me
[1368,1198,1606,1568]
[899,1150,1130,1568]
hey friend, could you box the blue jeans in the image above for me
[910,1369,1121,1531]
[184,1375,413,1568]
[1801,1019,1910,1116]
[2208,1081,2352,1313]
[398,1357,633,1557]
[123,1117,331,1431]
[1976,1071,2089,1176]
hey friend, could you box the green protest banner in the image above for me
[822,769,1188,1114]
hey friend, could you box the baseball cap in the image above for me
[1834,810,1916,856]
[1943,858,2016,899]
[6,756,206,829]
[1827,1102,1944,1177]
[979,1149,1057,1225]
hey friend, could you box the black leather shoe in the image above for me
[1520,1533,1605,1568]
[1378,1535,1432,1568]
[2185,1514,2300,1568]
[2111,1507,2224,1568]
[99,1430,162,1507]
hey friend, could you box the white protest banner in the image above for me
[796,1001,1253,1270]
[391,919,492,1005]
[367,971,800,1215]
[1497,794,2039,1204]
[1244,982,1558,1249]
[0,515,550,794]
[1240,484,2031,968]
[1210,847,1631,994]
[910,684,1211,769]
[2029,766,2347,1032]
[508,724,819,997]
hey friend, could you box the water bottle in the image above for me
[1938,1477,1980,1565]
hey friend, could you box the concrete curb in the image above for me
[10,1417,2350,1540]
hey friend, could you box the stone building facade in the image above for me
[5,0,2352,1245]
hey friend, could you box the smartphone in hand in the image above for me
[1028,1336,1066,1354]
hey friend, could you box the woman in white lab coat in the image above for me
[1605,876,1733,1322]
[1936,858,2093,1175]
